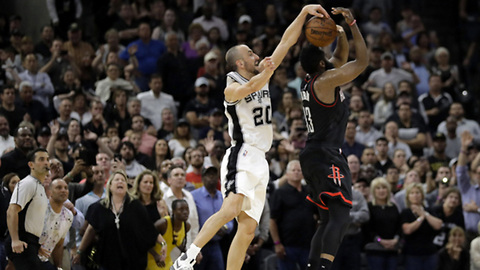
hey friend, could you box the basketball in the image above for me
[305,16,338,47]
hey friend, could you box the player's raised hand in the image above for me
[262,57,275,71]
[303,4,329,18]
[332,7,355,25]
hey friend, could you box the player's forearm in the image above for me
[331,30,348,67]
[349,22,368,68]
[240,68,274,96]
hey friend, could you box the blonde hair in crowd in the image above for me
[405,182,425,208]
[101,170,132,208]
[370,177,392,206]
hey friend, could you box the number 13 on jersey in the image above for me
[303,106,314,133]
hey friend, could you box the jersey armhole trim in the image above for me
[310,75,338,108]
[225,99,240,106]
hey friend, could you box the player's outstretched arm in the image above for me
[319,7,368,88]
[224,57,276,102]
[329,25,348,68]
[270,4,329,69]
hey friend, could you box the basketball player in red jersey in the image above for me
[299,7,369,270]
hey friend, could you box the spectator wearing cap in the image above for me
[95,63,134,103]
[62,23,94,72]
[34,25,54,60]
[427,132,451,175]
[418,74,453,133]
[456,131,480,243]
[437,102,480,145]
[46,0,82,40]
[191,165,233,270]
[18,53,55,108]
[15,81,48,129]
[168,118,197,158]
[192,3,229,41]
[36,126,51,149]
[137,74,177,131]
[47,126,74,173]
[363,51,416,100]
[0,85,27,134]
[119,22,166,91]
[198,108,225,142]
[8,15,22,37]
[236,15,255,45]
[0,115,14,156]
[0,126,35,179]
[156,31,192,112]
[185,77,220,136]
[198,50,225,104]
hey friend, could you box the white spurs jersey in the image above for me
[224,71,273,152]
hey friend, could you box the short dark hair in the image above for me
[386,165,399,172]
[27,148,47,162]
[300,44,326,74]
[0,85,15,95]
[118,141,136,155]
[150,74,162,82]
[376,137,388,144]
[172,199,188,211]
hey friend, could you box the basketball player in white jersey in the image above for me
[171,4,330,270]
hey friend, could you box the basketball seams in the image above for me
[305,17,337,47]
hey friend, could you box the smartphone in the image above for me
[77,148,95,166]
[114,153,122,161]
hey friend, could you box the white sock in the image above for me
[186,243,201,260]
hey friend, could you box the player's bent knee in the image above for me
[220,193,244,218]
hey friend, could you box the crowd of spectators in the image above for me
[0,0,479,269]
